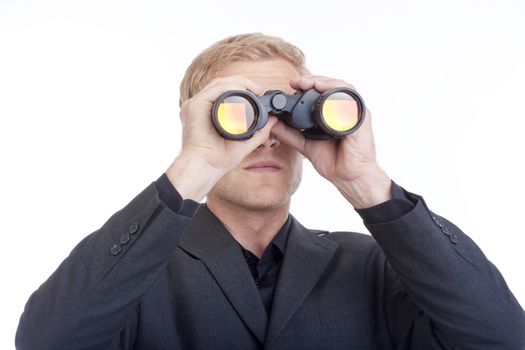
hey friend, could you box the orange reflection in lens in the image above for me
[321,93,359,132]
[217,96,255,135]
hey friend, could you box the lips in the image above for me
[244,161,282,171]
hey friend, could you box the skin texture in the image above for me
[166,59,391,256]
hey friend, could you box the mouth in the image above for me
[244,161,282,172]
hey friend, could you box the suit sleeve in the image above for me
[15,183,192,350]
[367,190,525,349]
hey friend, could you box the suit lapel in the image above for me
[266,217,339,345]
[177,205,268,344]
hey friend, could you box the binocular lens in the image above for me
[216,95,257,135]
[320,92,359,132]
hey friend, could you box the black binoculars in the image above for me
[211,87,366,140]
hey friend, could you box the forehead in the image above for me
[215,59,301,94]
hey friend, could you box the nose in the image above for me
[258,131,280,149]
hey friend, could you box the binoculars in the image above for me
[211,87,366,140]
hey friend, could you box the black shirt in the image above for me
[240,216,291,315]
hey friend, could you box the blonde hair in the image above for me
[179,33,308,106]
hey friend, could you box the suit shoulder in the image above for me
[292,217,380,253]
[308,228,379,251]
[327,231,376,247]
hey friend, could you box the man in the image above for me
[16,33,525,349]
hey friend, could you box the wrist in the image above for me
[166,153,225,202]
[334,167,392,209]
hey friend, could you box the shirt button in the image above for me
[120,233,131,245]
[450,234,459,244]
[129,222,139,234]
[442,226,451,236]
[110,244,122,256]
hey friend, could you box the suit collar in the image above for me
[177,204,268,343]
[267,215,291,256]
[266,217,339,345]
[177,205,339,345]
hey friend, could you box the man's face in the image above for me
[207,59,304,212]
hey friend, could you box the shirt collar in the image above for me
[238,215,292,259]
[271,215,292,255]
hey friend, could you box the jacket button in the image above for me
[129,222,139,234]
[120,233,131,245]
[442,226,451,236]
[450,234,459,244]
[110,244,122,255]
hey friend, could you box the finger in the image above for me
[244,117,280,151]
[270,120,307,155]
[195,82,263,107]
[291,74,332,83]
[179,80,256,125]
[290,75,333,91]
[200,75,265,99]
[314,79,356,92]
[290,76,356,93]
[361,108,373,130]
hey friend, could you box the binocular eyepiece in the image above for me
[211,87,366,140]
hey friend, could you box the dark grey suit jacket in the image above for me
[16,183,525,349]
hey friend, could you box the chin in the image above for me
[210,185,289,212]
[239,188,289,211]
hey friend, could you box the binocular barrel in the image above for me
[212,87,366,140]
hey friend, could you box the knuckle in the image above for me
[180,100,190,116]
[179,100,198,121]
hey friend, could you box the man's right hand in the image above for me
[166,75,278,202]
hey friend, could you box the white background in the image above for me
[1,0,524,347]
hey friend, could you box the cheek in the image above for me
[288,153,303,181]
[212,169,242,190]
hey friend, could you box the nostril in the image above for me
[270,138,280,148]
[258,134,280,149]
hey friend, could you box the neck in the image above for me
[206,199,290,258]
